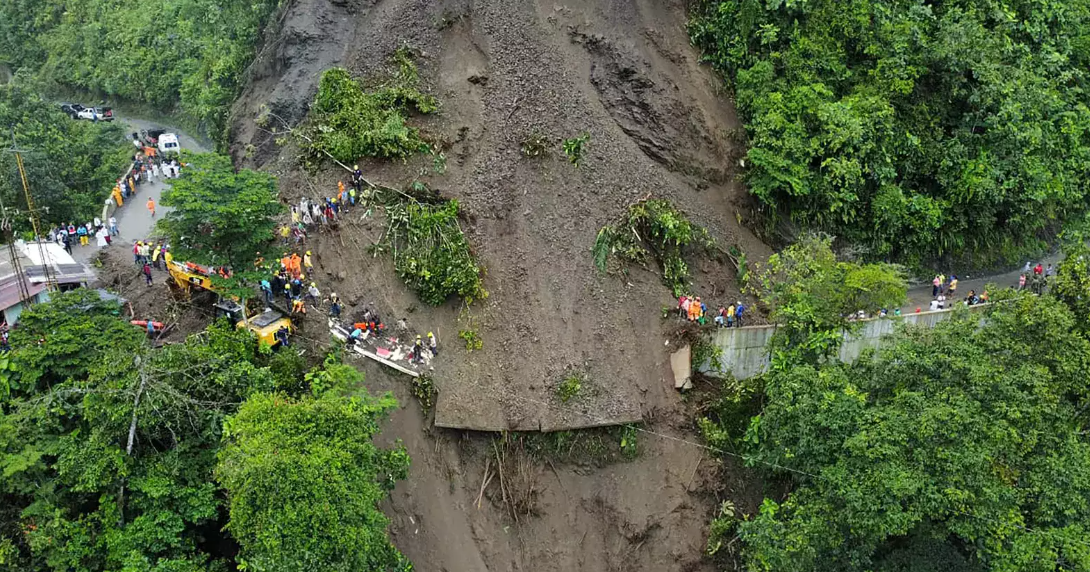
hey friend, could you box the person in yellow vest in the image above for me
[112,185,123,207]
[303,251,313,271]
[151,243,162,270]
[163,248,173,266]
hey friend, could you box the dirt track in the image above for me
[228,0,769,569]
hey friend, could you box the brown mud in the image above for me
[225,0,771,569]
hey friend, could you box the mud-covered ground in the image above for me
[227,0,771,569]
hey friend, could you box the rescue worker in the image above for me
[688,296,703,322]
[352,165,364,192]
[151,242,162,270]
[306,282,320,304]
[330,296,342,319]
[146,319,157,336]
[275,325,290,347]
[348,326,363,347]
[146,198,156,217]
[303,251,313,272]
[260,279,273,305]
[735,302,746,327]
[291,297,306,315]
[725,304,736,327]
[112,184,123,207]
[428,332,438,356]
[412,335,425,364]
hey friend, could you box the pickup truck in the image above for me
[76,107,114,122]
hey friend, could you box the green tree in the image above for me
[690,0,1090,268]
[0,0,281,140]
[0,77,129,230]
[1052,242,1090,333]
[217,390,410,572]
[157,152,283,296]
[709,294,1090,571]
[752,234,905,365]
[0,291,402,572]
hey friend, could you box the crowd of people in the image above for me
[677,294,748,328]
[44,148,181,255]
[280,167,366,244]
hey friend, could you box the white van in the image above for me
[158,133,181,155]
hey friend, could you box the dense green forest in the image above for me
[0,77,129,228]
[0,0,281,139]
[701,238,1090,571]
[691,0,1090,267]
[0,291,408,571]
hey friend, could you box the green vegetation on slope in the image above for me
[304,48,438,164]
[593,198,716,296]
[690,0,1090,267]
[0,291,408,571]
[0,78,129,229]
[0,0,281,140]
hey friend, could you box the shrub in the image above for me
[556,372,584,403]
[562,133,590,166]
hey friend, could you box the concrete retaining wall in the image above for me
[704,305,988,379]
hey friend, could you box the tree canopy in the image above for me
[0,291,408,572]
[218,391,410,572]
[690,0,1090,267]
[703,292,1090,571]
[157,152,283,292]
[751,234,906,365]
[0,0,281,140]
[0,77,129,230]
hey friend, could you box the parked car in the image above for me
[157,133,181,155]
[59,103,86,118]
[76,107,114,121]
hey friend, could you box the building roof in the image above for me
[8,241,96,285]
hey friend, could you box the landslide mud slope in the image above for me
[230,0,769,570]
[231,0,767,431]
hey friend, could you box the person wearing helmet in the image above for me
[428,331,438,356]
[412,335,424,364]
[303,250,313,271]
[329,293,342,319]
[735,301,746,327]
[352,165,364,192]
[307,282,320,304]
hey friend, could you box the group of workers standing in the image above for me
[677,294,747,328]
[282,167,367,244]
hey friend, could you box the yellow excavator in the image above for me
[167,260,293,347]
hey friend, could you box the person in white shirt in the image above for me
[929,299,940,311]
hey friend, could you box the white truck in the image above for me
[157,133,181,155]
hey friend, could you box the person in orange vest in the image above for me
[289,253,302,277]
[146,197,156,217]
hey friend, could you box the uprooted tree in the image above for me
[593,198,716,296]
[750,234,906,366]
[301,48,438,164]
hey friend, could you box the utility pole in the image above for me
[7,125,58,292]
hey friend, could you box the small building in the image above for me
[0,241,97,325]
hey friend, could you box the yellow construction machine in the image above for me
[167,260,293,347]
